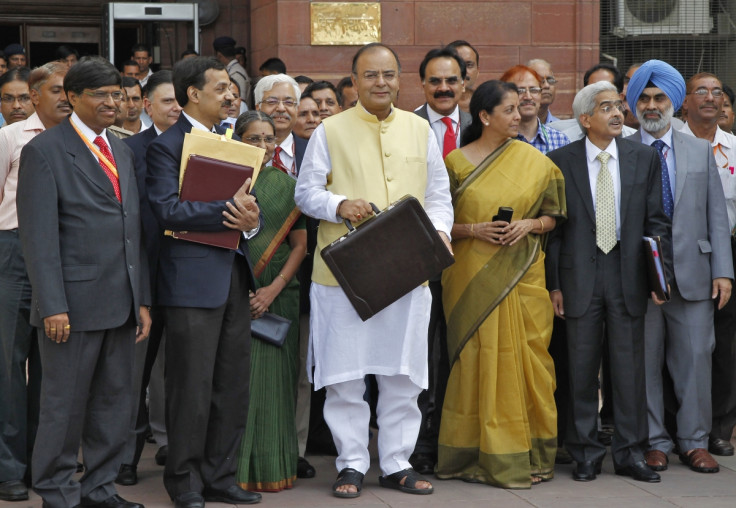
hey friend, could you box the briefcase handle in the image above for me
[343,202,382,232]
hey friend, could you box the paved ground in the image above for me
[4,435,736,508]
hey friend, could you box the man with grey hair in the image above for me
[0,61,69,502]
[527,58,559,125]
[546,80,671,483]
[255,74,305,178]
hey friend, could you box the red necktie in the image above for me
[272,146,289,174]
[441,117,456,159]
[93,136,121,202]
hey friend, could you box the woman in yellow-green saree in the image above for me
[436,80,566,488]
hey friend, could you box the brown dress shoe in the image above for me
[644,449,668,471]
[679,448,719,473]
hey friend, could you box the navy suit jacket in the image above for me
[124,125,161,299]
[146,115,256,308]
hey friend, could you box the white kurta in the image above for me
[295,115,454,391]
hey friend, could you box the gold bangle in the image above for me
[537,218,545,233]
[278,273,288,283]
[470,223,475,237]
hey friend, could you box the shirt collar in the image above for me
[70,111,111,146]
[585,137,618,163]
[278,132,294,157]
[426,104,460,125]
[182,111,216,133]
[22,112,46,133]
[640,125,674,149]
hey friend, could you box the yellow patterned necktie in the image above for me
[596,151,617,253]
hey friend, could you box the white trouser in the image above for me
[324,374,422,476]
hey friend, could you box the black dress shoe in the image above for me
[615,460,661,483]
[81,494,143,508]
[297,456,316,478]
[115,464,138,486]
[409,452,435,475]
[203,485,261,504]
[154,445,168,466]
[0,480,29,501]
[708,437,735,456]
[572,460,602,481]
[173,492,204,508]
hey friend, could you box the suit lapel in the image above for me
[671,129,688,207]
[566,140,596,223]
[617,139,635,227]
[63,120,119,203]
[109,135,131,205]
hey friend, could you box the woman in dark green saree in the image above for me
[234,112,307,491]
[436,80,566,488]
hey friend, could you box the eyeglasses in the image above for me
[690,88,724,98]
[597,102,625,114]
[540,76,557,85]
[426,76,461,86]
[357,70,397,82]
[517,87,542,96]
[1,94,31,104]
[243,135,277,145]
[83,90,124,102]
[260,97,296,108]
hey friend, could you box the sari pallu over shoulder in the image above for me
[442,140,566,368]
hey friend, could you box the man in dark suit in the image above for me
[16,56,151,508]
[625,60,733,474]
[546,81,671,483]
[116,70,181,486]
[145,56,261,508]
[410,46,470,475]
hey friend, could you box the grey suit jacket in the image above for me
[414,103,472,147]
[626,128,733,300]
[17,118,150,330]
[546,138,672,318]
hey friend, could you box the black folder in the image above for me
[643,236,670,301]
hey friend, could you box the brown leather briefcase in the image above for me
[320,195,454,321]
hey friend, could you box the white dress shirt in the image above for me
[585,137,621,240]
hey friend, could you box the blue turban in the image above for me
[625,60,686,118]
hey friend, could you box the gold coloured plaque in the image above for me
[311,2,381,46]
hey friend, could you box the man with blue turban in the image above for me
[626,60,733,474]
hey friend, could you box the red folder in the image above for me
[172,154,254,250]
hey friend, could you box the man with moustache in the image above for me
[17,56,151,508]
[146,56,261,508]
[528,59,560,124]
[0,61,69,503]
[719,85,735,134]
[411,45,470,475]
[131,45,154,88]
[116,70,181,486]
[303,81,341,120]
[295,42,453,499]
[121,61,139,79]
[501,65,570,154]
[1,68,35,127]
[255,74,305,178]
[546,81,671,483]
[626,60,733,475]
[121,78,149,134]
[336,76,358,109]
[3,45,27,70]
[678,72,736,458]
[446,40,479,113]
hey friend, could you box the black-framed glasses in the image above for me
[517,87,542,96]
[260,97,296,108]
[0,94,31,104]
[427,76,461,86]
[83,90,124,102]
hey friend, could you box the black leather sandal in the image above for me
[332,467,364,498]
[379,467,434,495]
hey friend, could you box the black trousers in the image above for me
[564,247,648,467]
[163,257,251,498]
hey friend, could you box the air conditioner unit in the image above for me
[613,0,713,37]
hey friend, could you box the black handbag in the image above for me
[251,312,291,347]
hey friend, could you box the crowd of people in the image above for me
[0,33,735,508]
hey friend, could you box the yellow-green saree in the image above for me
[436,140,566,489]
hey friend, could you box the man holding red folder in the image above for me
[146,57,261,508]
